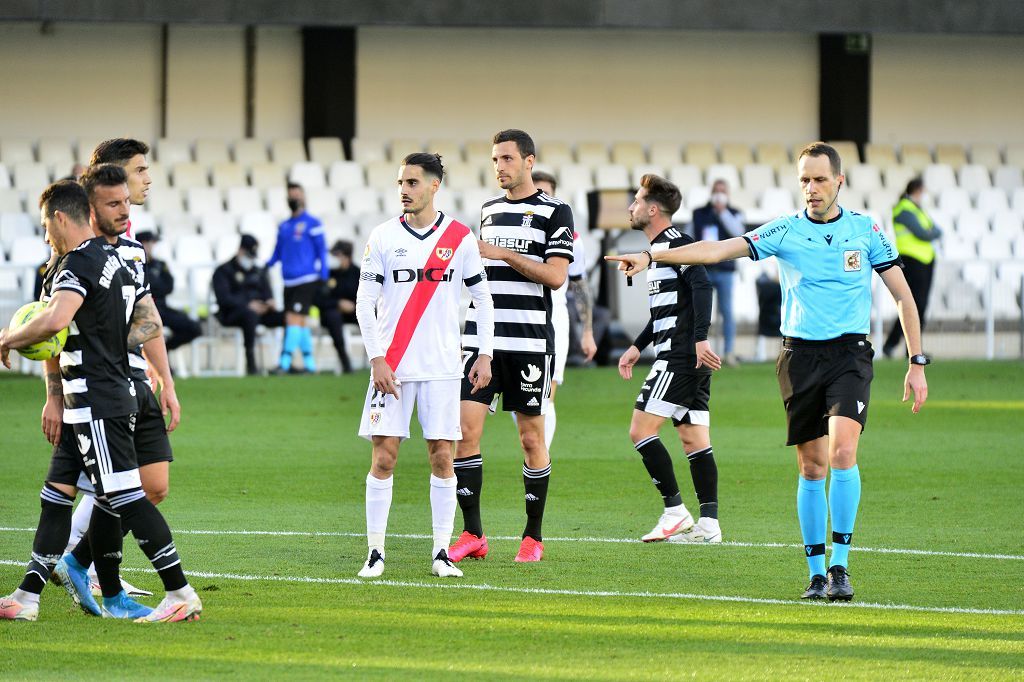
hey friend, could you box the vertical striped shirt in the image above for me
[633,227,714,373]
[463,191,574,354]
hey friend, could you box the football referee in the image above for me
[608,142,929,601]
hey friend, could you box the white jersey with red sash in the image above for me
[356,211,490,381]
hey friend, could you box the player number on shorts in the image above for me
[462,350,474,373]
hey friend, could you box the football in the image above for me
[8,301,68,361]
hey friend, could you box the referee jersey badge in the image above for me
[844,250,861,272]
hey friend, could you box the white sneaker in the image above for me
[134,592,202,623]
[358,549,385,578]
[641,507,694,542]
[90,577,154,598]
[431,550,463,578]
[0,594,39,621]
[668,517,722,544]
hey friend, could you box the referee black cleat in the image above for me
[800,574,827,600]
[826,565,854,602]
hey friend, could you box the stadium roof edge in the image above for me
[1,0,1023,35]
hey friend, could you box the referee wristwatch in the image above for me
[910,354,931,366]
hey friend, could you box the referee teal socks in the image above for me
[797,476,827,578]
[828,464,861,569]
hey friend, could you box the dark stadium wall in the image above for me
[302,27,357,157]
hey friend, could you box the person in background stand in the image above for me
[691,179,744,366]
[316,239,360,374]
[883,178,941,358]
[266,183,328,374]
[212,235,284,375]
[135,231,201,352]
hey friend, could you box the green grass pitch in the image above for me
[0,360,1022,679]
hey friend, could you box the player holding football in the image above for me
[355,153,494,579]
[451,129,574,563]
[0,180,201,622]
[52,141,179,609]
[608,143,929,601]
[617,174,724,544]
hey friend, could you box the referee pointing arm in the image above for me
[608,142,928,602]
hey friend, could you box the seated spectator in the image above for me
[136,230,201,351]
[212,234,284,375]
[314,239,360,373]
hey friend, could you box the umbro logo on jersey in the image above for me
[394,248,407,257]
[77,434,91,454]
[526,397,539,407]
[456,487,474,496]
[521,364,542,383]
[857,401,865,414]
[435,247,453,261]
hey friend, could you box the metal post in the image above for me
[985,264,995,360]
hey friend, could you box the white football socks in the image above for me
[66,493,95,554]
[429,474,457,557]
[365,473,393,553]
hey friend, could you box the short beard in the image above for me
[629,216,647,232]
[96,219,126,237]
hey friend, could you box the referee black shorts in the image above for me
[776,334,874,446]
[284,281,320,315]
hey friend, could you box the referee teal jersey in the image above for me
[743,208,901,340]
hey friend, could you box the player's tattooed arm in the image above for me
[127,295,163,348]
[42,357,63,446]
[569,278,593,333]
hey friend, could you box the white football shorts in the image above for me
[358,378,462,442]
[552,300,569,385]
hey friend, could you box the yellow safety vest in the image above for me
[892,198,936,265]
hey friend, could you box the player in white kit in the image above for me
[355,153,494,578]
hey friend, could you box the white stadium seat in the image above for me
[538,142,573,167]
[343,187,383,217]
[594,164,630,190]
[0,188,23,212]
[289,161,327,189]
[304,187,341,215]
[846,164,883,193]
[759,187,796,215]
[630,164,665,188]
[993,165,1023,196]
[197,211,236,239]
[250,163,287,190]
[610,141,646,167]
[684,143,718,170]
[185,187,224,215]
[975,188,1009,218]
[271,138,307,166]
[741,164,777,195]
[226,186,264,216]
[576,142,610,167]
[234,139,269,166]
[171,163,209,190]
[705,163,740,190]
[327,161,366,191]
[935,143,968,169]
[756,142,791,171]
[427,139,463,163]
[156,138,192,166]
[557,165,594,196]
[937,187,971,217]
[0,212,36,251]
[667,165,703,193]
[900,144,932,171]
[648,142,682,167]
[720,143,754,168]
[923,164,957,194]
[350,138,387,164]
[308,137,345,165]
[0,139,35,165]
[8,234,49,266]
[195,139,231,165]
[969,143,1002,171]
[882,165,917,193]
[211,162,248,189]
[958,164,992,197]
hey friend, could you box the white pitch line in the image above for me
[1,526,1021,561]
[0,558,1018,617]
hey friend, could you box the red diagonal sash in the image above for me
[384,220,469,371]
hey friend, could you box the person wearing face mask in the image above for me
[212,234,284,375]
[690,179,745,366]
[882,178,941,358]
[266,183,329,374]
[314,239,361,373]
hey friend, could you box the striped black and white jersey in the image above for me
[633,226,714,374]
[114,235,153,385]
[463,190,574,355]
[42,237,145,423]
